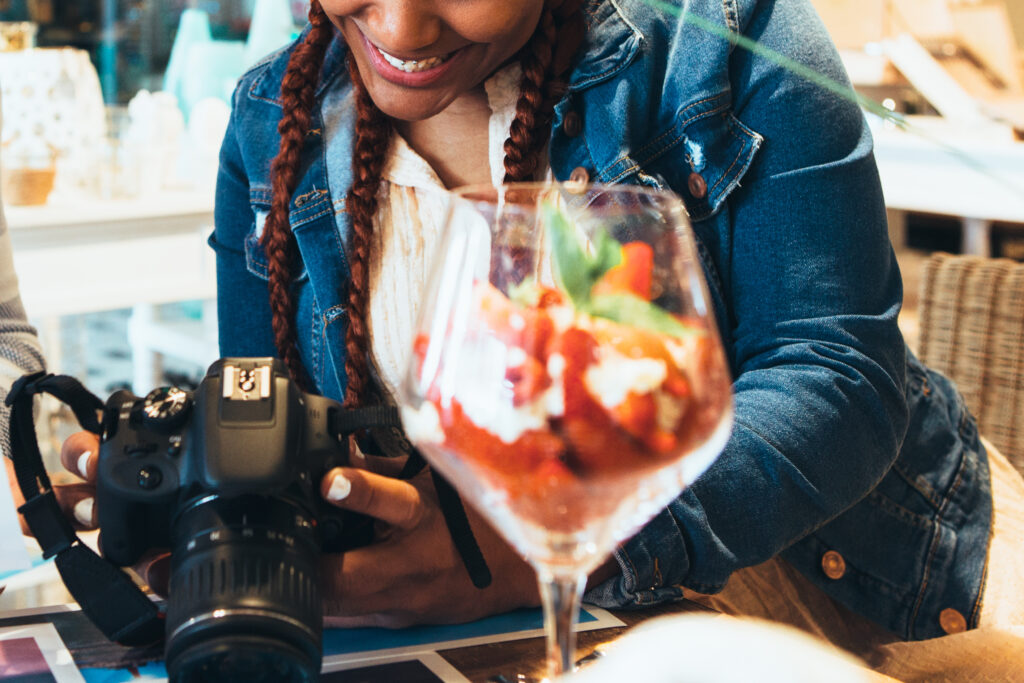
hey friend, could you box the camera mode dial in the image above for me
[138,386,192,433]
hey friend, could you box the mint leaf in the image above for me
[588,228,622,286]
[587,293,701,339]
[542,199,621,307]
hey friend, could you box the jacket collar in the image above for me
[247,24,349,107]
[569,0,643,91]
[248,0,641,106]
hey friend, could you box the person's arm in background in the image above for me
[0,97,98,534]
[0,97,46,460]
[0,201,46,457]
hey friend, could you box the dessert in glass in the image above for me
[399,183,733,677]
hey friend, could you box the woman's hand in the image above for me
[10,431,170,593]
[318,463,541,628]
[6,430,101,535]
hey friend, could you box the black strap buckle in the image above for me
[5,370,51,407]
[17,490,75,559]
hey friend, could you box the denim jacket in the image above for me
[211,0,991,641]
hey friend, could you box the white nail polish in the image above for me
[77,451,92,478]
[327,474,351,501]
[74,497,95,527]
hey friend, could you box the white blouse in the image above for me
[367,64,523,399]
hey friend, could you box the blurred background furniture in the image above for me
[5,189,218,394]
[811,0,1024,259]
[916,252,1024,473]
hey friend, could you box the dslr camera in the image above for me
[96,358,373,682]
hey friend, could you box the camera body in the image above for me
[96,358,372,682]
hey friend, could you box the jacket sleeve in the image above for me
[587,0,908,605]
[209,87,278,359]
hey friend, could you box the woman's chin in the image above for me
[365,87,458,122]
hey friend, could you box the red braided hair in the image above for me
[504,0,586,182]
[262,0,333,388]
[264,0,585,406]
[341,60,392,409]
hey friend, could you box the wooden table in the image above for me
[439,602,711,681]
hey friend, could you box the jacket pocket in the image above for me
[244,201,309,283]
[317,303,348,401]
[644,97,763,222]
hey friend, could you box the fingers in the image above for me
[54,482,97,530]
[320,467,424,530]
[132,551,171,597]
[7,457,96,534]
[358,453,409,478]
[60,431,100,482]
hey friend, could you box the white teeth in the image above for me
[376,46,448,73]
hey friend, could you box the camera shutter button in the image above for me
[137,466,163,490]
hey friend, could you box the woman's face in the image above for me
[321,0,545,121]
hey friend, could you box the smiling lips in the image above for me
[376,45,453,73]
[359,29,466,88]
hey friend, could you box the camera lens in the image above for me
[164,495,322,683]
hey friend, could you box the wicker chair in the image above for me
[917,253,1024,474]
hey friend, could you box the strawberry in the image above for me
[439,400,565,481]
[505,356,551,406]
[593,241,655,300]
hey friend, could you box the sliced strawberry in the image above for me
[472,282,555,362]
[612,392,657,441]
[438,400,565,480]
[593,241,655,300]
[505,356,551,406]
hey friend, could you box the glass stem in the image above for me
[537,571,586,678]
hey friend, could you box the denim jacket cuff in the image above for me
[583,508,690,609]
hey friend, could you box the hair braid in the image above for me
[342,60,392,409]
[503,0,586,182]
[262,1,333,387]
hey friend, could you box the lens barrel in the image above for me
[164,495,322,683]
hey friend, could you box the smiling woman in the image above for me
[52,0,1024,678]
[324,0,544,119]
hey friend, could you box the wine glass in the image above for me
[398,183,733,678]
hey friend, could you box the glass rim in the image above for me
[448,181,689,212]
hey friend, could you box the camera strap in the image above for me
[5,371,164,647]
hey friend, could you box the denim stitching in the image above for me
[310,296,323,382]
[708,121,747,198]
[249,66,283,106]
[321,305,348,389]
[890,462,942,509]
[597,95,730,184]
[604,162,639,184]
[290,206,333,231]
[250,187,273,204]
[907,452,968,636]
[722,0,740,34]
[631,95,728,163]
[968,441,992,626]
[867,490,934,529]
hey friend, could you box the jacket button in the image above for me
[821,550,846,580]
[562,111,583,137]
[939,608,967,634]
[687,172,707,200]
[569,166,590,185]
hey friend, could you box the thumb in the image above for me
[320,467,424,530]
